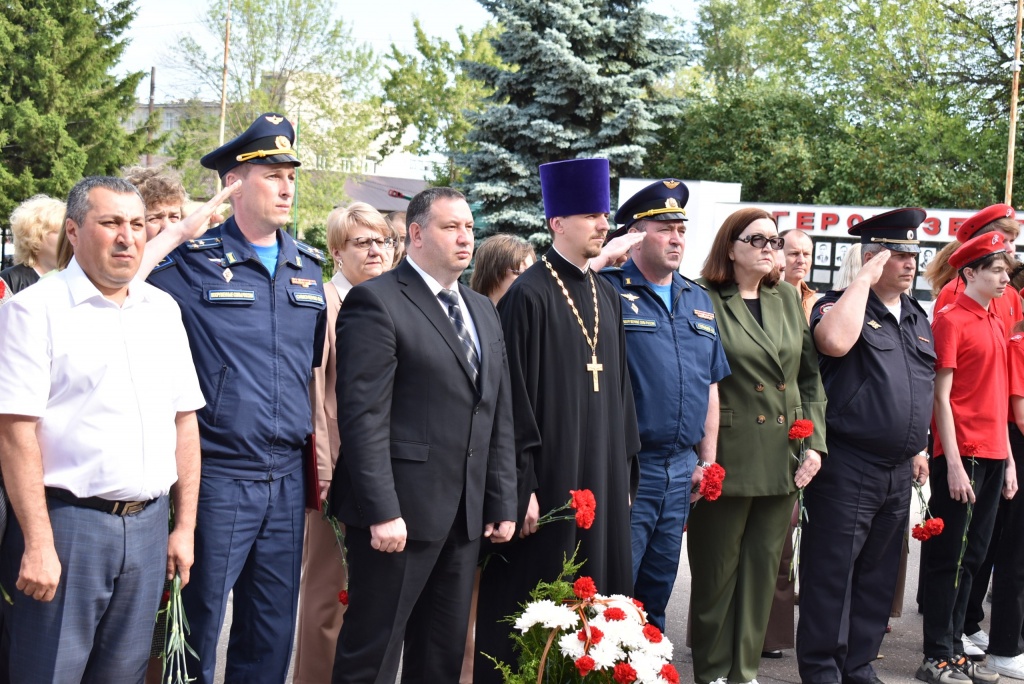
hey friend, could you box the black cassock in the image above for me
[474,247,641,682]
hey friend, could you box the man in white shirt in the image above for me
[0,176,205,683]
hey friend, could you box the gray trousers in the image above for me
[1,495,169,683]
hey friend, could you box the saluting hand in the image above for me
[370,517,407,553]
[855,248,891,286]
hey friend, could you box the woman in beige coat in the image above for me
[293,203,396,684]
[688,208,827,684]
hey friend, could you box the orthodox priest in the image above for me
[474,158,641,683]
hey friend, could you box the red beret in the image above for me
[949,232,1007,270]
[957,204,1015,242]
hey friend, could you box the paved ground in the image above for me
[209,485,990,683]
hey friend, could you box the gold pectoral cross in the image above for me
[587,354,603,392]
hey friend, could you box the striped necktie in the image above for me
[438,288,481,387]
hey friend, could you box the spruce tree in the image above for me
[461,0,681,238]
[0,0,149,220]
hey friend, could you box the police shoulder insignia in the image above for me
[866,320,882,329]
[185,237,223,251]
[818,303,834,316]
[151,255,176,273]
[694,309,715,320]
[294,240,326,263]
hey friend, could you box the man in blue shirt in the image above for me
[602,179,731,631]
[147,113,327,683]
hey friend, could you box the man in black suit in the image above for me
[329,187,518,684]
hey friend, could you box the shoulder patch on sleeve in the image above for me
[294,240,326,264]
[151,255,177,273]
[818,303,834,316]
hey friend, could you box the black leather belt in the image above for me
[44,487,155,517]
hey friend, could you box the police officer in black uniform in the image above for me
[147,113,327,684]
[797,208,935,684]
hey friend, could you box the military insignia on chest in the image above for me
[866,320,882,329]
[290,277,318,288]
[694,309,715,321]
[620,292,640,313]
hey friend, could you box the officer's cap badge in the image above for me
[663,180,680,189]
[665,198,679,209]
[275,135,291,150]
[265,115,284,125]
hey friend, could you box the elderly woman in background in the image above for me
[470,234,536,305]
[122,166,187,239]
[0,195,65,293]
[292,202,395,684]
[688,207,827,684]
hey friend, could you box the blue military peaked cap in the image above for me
[539,158,610,219]
[200,112,301,177]
[848,207,926,254]
[610,178,689,239]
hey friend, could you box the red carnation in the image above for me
[604,607,627,621]
[614,661,638,683]
[574,576,598,600]
[962,442,981,457]
[789,419,814,440]
[643,623,663,643]
[700,463,726,501]
[338,590,349,606]
[576,507,596,529]
[161,590,171,606]
[925,517,944,536]
[578,625,604,645]
[571,489,596,513]
[912,524,930,541]
[660,663,681,683]
[575,655,596,677]
[632,598,645,610]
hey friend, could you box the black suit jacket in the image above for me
[329,259,518,542]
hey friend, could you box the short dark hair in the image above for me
[701,207,781,287]
[65,176,143,227]
[406,187,466,231]
[960,251,1014,282]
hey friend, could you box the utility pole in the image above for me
[1006,0,1024,204]
[146,67,155,167]
[217,0,233,192]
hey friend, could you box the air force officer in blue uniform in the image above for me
[601,180,731,631]
[147,113,327,683]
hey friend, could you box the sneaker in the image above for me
[916,657,972,684]
[954,654,1001,684]
[987,654,1024,680]
[964,635,987,660]
[967,631,992,651]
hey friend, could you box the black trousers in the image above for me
[987,425,1024,657]
[921,456,1004,659]
[796,450,911,684]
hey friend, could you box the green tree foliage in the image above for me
[0,0,151,220]
[168,0,379,230]
[461,0,684,237]
[380,21,502,186]
[646,0,1023,208]
[164,100,221,199]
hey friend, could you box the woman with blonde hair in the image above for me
[0,194,65,293]
[688,207,827,684]
[293,201,395,684]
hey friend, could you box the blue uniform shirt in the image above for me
[810,289,936,467]
[602,260,731,453]
[147,217,327,479]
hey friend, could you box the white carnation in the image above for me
[558,631,586,660]
[514,600,579,633]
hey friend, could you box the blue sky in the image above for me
[117,0,697,101]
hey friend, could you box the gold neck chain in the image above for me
[542,254,604,391]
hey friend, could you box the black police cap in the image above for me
[200,113,301,178]
[847,207,926,254]
[610,179,689,240]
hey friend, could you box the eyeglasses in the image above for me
[346,236,395,250]
[735,234,785,250]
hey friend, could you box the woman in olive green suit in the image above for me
[688,208,827,684]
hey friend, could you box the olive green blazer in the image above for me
[698,279,827,497]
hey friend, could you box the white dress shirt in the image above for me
[405,256,481,355]
[0,258,206,500]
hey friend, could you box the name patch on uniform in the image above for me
[290,277,318,288]
[695,322,717,336]
[622,317,657,328]
[206,289,256,303]
[694,309,715,320]
[288,290,326,309]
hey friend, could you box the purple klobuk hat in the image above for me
[539,158,611,219]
